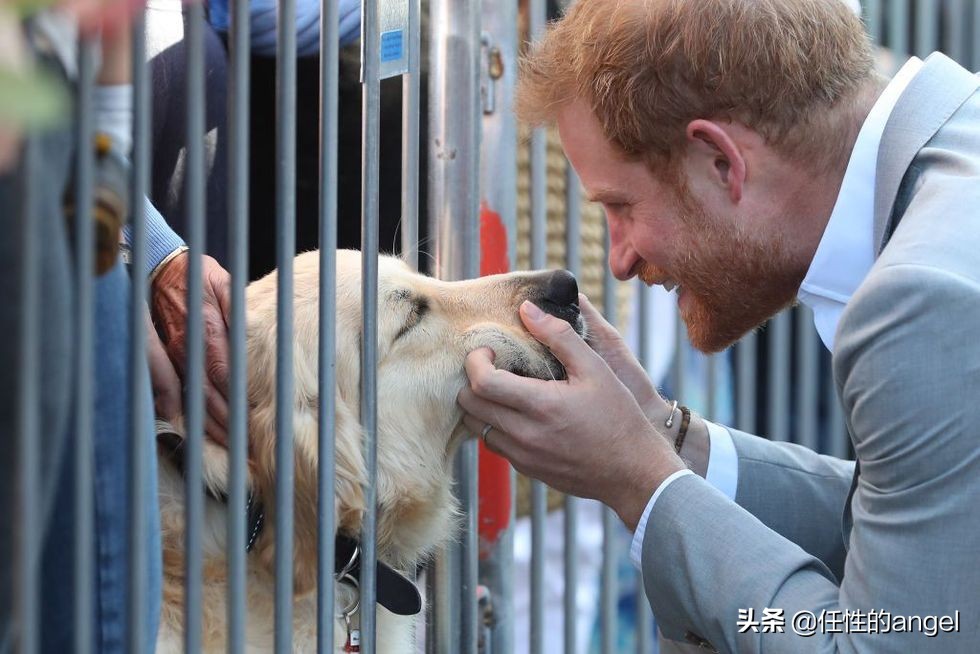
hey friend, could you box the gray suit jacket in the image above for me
[643,53,980,653]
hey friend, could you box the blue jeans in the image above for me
[1,136,161,652]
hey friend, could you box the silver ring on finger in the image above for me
[480,422,494,446]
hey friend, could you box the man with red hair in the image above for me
[460,0,980,650]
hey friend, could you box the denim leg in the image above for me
[89,261,162,653]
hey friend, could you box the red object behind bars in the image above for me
[478,201,512,557]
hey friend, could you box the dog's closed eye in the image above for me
[394,297,430,341]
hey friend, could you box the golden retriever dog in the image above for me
[155,249,584,652]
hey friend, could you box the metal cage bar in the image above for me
[526,0,548,652]
[766,313,791,442]
[227,0,251,648]
[275,0,299,647]
[634,281,653,654]
[736,333,758,434]
[359,0,382,650]
[428,0,482,649]
[73,37,98,654]
[15,107,41,654]
[863,0,882,44]
[795,307,819,450]
[183,3,207,651]
[316,0,339,650]
[888,0,911,58]
[401,0,422,271]
[129,10,152,653]
[477,1,520,649]
[915,0,940,57]
[563,165,581,654]
[600,227,618,654]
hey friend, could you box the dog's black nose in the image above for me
[534,270,581,329]
[543,270,578,307]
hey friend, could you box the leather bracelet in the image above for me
[673,406,692,454]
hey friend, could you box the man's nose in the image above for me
[607,234,639,281]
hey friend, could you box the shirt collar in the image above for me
[797,56,924,348]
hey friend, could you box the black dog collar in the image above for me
[157,429,421,615]
[335,534,422,616]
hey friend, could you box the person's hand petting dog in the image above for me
[150,252,232,443]
[459,294,688,531]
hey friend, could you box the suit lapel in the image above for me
[873,53,980,252]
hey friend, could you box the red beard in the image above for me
[638,185,806,353]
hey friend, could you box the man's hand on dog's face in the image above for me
[151,251,232,443]
[458,299,687,531]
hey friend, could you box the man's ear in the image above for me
[684,119,747,203]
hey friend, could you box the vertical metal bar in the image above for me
[914,0,939,58]
[360,0,381,650]
[15,119,40,654]
[129,10,151,653]
[974,1,980,71]
[887,0,910,58]
[671,311,685,402]
[736,332,758,434]
[634,281,652,654]
[946,0,967,64]
[863,0,882,44]
[276,0,298,646]
[600,228,617,654]
[74,38,98,654]
[563,166,581,654]
[460,5,482,650]
[227,0,251,648]
[401,0,421,270]
[316,0,339,650]
[428,0,482,650]
[527,0,547,650]
[795,307,819,450]
[184,3,207,651]
[766,313,791,442]
[705,354,717,422]
[477,1,520,650]
[825,358,850,460]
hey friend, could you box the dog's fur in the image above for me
[156,250,584,652]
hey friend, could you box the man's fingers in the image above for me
[519,300,602,379]
[578,293,619,343]
[147,322,182,421]
[204,312,231,400]
[205,256,234,328]
[463,347,553,410]
[205,413,229,448]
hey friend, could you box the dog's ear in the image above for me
[291,392,366,595]
[156,418,251,500]
[250,387,367,597]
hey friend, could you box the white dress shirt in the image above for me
[630,56,926,568]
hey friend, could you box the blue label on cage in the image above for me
[380,30,404,62]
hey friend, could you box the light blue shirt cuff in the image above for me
[629,469,695,569]
[123,197,187,280]
[629,421,740,570]
[704,419,739,501]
